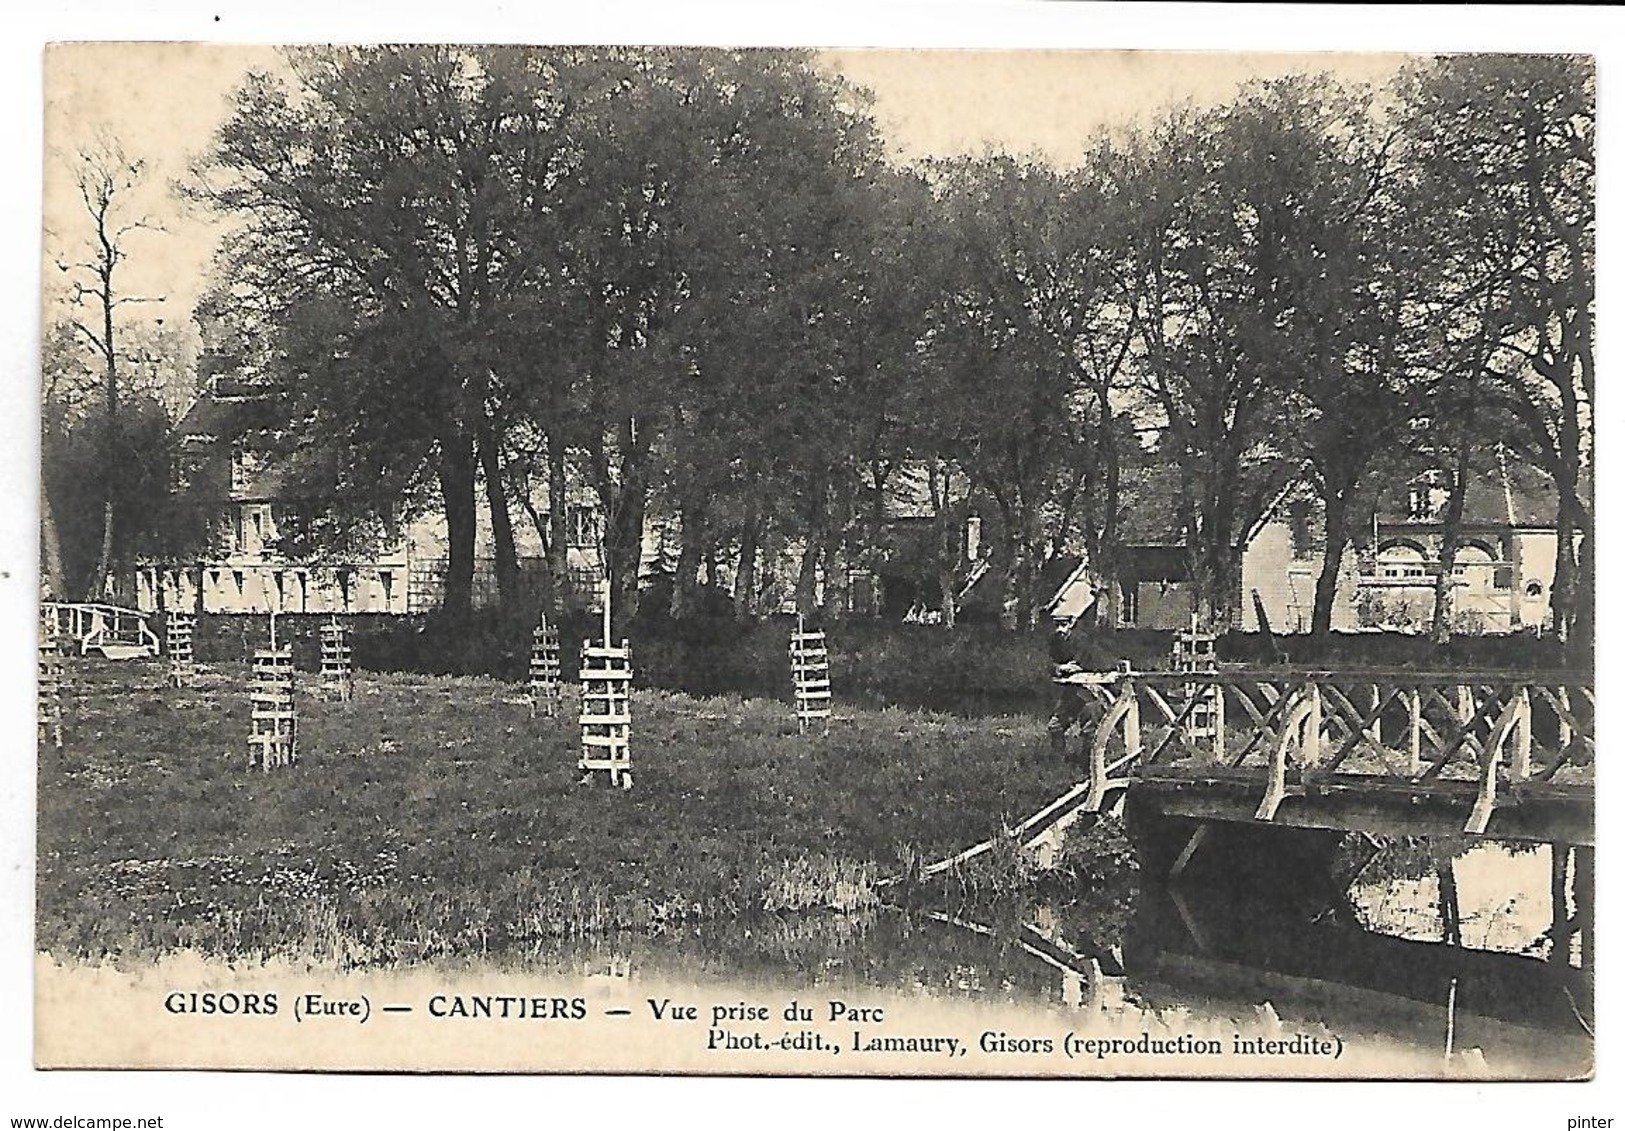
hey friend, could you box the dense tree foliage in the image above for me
[63,46,1586,645]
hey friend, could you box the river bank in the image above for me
[38,661,1124,966]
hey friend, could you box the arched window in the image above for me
[1377,544,1427,580]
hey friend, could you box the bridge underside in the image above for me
[1128,767,1592,847]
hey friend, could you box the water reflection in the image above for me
[465,858,1586,1077]
[409,839,1589,1078]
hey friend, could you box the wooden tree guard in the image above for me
[250,646,298,771]
[579,638,633,788]
[320,619,353,703]
[530,615,562,718]
[38,630,63,750]
[166,611,196,689]
[790,618,832,733]
[1172,616,1220,746]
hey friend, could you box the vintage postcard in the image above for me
[29,34,1596,1092]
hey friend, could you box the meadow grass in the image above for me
[38,661,1101,966]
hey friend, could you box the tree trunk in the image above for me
[605,479,645,631]
[1430,450,1470,646]
[1548,454,1587,651]
[437,433,478,621]
[795,537,821,620]
[937,569,958,629]
[1098,427,1121,577]
[1202,465,1243,633]
[546,428,571,607]
[795,471,828,619]
[1311,489,1350,639]
[823,525,848,622]
[672,490,707,621]
[734,503,760,621]
[40,484,67,600]
[1551,493,1575,645]
[87,279,119,602]
[991,494,1020,631]
[1569,507,1593,663]
[1215,545,1244,634]
[477,422,519,603]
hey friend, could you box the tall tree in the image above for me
[53,138,165,600]
[532,49,887,624]
[1260,82,1417,639]
[1116,79,1384,630]
[197,47,599,619]
[1397,54,1595,651]
[920,156,1089,629]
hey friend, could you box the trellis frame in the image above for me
[790,615,832,733]
[166,610,196,689]
[578,580,633,788]
[320,618,354,703]
[530,613,562,718]
[38,625,63,749]
[250,645,298,771]
[1172,615,1221,746]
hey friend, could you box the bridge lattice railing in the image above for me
[1065,669,1594,834]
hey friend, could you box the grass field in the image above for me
[38,660,1122,968]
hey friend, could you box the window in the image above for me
[1121,584,1140,626]
[567,504,602,548]
[231,444,266,496]
[1377,544,1428,581]
[1406,472,1448,522]
[1525,580,1544,599]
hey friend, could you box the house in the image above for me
[131,377,611,616]
[1104,460,1559,636]
[131,376,412,614]
[1353,462,1559,634]
[868,460,990,620]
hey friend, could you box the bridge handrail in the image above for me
[42,601,159,654]
[1092,663,1587,823]
[1060,667,1592,687]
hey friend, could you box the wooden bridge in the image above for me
[40,602,160,660]
[922,666,1594,879]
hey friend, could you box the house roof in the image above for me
[175,379,301,500]
[1116,465,1186,547]
[1115,456,1564,550]
[1373,460,1560,529]
[176,381,286,441]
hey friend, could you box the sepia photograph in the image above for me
[8,2,1614,1121]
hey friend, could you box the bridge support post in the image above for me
[1407,688,1422,775]
[1551,843,1573,967]
[1574,845,1594,971]
[1440,858,1462,946]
